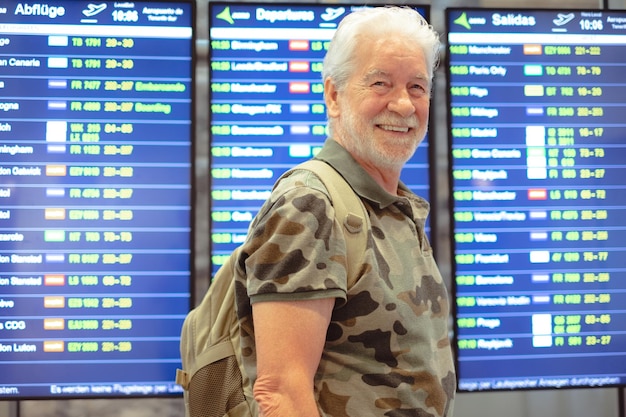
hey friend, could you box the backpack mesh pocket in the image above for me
[188,354,246,417]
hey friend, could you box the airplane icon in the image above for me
[553,13,574,26]
[321,7,345,22]
[83,3,107,18]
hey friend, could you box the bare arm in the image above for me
[252,297,335,417]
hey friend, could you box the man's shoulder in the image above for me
[272,167,331,200]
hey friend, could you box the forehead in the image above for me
[353,35,427,78]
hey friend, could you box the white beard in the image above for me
[335,105,423,172]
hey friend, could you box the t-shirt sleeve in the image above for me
[241,171,349,304]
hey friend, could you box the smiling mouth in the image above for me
[378,124,411,133]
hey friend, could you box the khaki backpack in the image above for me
[176,159,369,417]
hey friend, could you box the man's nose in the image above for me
[387,89,416,118]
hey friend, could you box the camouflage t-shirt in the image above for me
[234,139,456,417]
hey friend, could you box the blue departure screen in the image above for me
[447,8,626,391]
[0,0,194,399]
[209,3,431,274]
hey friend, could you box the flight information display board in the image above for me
[447,8,626,392]
[209,2,431,274]
[0,0,194,399]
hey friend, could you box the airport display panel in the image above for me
[209,3,432,274]
[0,0,194,399]
[447,8,626,391]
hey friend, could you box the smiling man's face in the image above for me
[325,34,431,172]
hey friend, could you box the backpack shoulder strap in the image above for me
[290,159,368,289]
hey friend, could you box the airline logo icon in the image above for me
[289,40,309,51]
[83,3,106,17]
[553,13,574,27]
[44,318,65,330]
[321,7,345,22]
[43,340,64,352]
[289,61,309,72]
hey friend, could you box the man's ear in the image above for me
[324,78,340,118]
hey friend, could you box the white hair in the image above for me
[322,6,441,93]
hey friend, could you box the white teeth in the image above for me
[379,125,409,133]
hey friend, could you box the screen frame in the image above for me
[0,0,197,400]
[206,2,436,281]
[446,6,626,393]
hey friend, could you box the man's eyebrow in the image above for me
[363,69,430,82]
[413,72,431,82]
[363,69,389,81]
[361,69,431,90]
